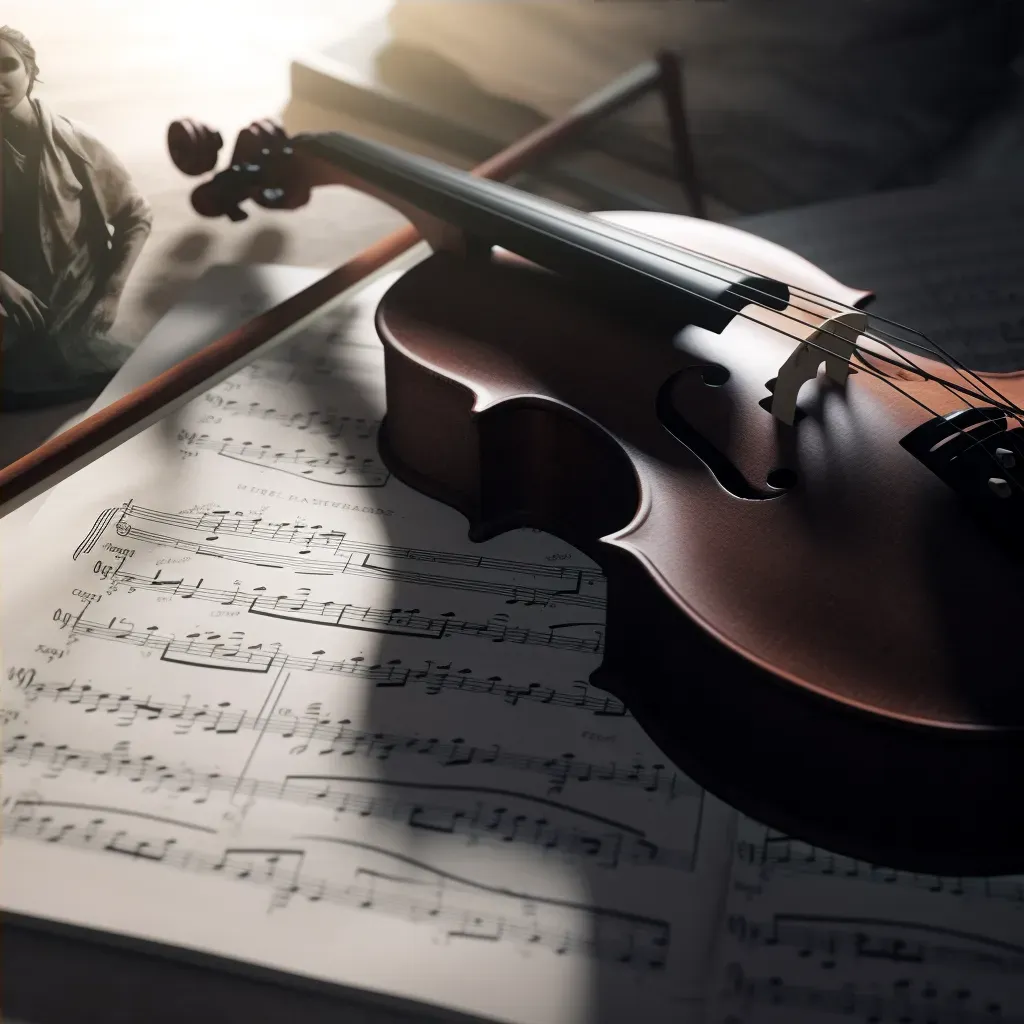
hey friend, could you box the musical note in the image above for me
[294,834,673,966]
[736,831,1024,904]
[710,819,1024,1021]
[2,735,694,870]
[66,617,625,715]
[201,394,381,440]
[105,567,605,653]
[175,432,391,487]
[85,523,605,611]
[8,678,687,798]
[722,963,1019,1023]
[727,912,1024,974]
[111,504,599,581]
[2,810,671,970]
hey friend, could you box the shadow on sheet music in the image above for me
[283,237,1020,1024]
[260,329,695,1024]
[6,282,647,1024]
[138,225,286,319]
[250,289,1024,1023]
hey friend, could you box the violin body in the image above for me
[376,211,1024,875]
[170,119,1024,874]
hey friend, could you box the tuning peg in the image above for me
[188,178,247,221]
[170,117,310,220]
[168,119,224,176]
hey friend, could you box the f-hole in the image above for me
[656,367,793,500]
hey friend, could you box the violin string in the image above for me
[557,194,1024,480]
[573,234,1021,483]
[561,203,1024,420]
[838,324,1023,453]
[563,211,1024,478]
[755,282,1024,463]
[858,344,1024,467]
[664,286,1022,486]
[288,140,1022,484]
[787,282,1024,435]
[724,285,1022,479]
[570,212,1024,472]
[496,195,1022,477]
[788,289,1024,431]
[311,142,1016,414]
[851,335,1024,468]
[303,134,1020,418]
[557,213,1023,471]
[576,211,1015,413]
[587,212,977,372]
[765,293,1024,468]
[590,213,1024,425]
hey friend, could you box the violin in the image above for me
[167,117,1024,876]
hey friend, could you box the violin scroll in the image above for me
[167,118,312,221]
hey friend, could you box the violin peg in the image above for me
[189,178,248,221]
[230,119,289,165]
[168,119,224,176]
[179,116,306,220]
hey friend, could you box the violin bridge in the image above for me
[770,311,868,426]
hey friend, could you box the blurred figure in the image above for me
[0,25,152,407]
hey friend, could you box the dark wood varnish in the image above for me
[38,112,1021,876]
[375,213,1024,876]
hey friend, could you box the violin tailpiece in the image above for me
[900,406,1023,551]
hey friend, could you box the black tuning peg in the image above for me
[168,118,223,177]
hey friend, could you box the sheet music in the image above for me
[739,177,1024,373]
[0,263,733,1024]
[0,262,345,548]
[707,817,1024,1023]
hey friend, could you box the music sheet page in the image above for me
[739,177,1024,374]
[0,264,734,1024]
[708,818,1024,1022]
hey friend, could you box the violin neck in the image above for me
[297,131,789,333]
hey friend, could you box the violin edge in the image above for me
[374,269,1024,876]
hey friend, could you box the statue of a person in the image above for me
[0,25,152,408]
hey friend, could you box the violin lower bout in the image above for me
[375,248,1024,876]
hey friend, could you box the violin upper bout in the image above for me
[375,252,649,545]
